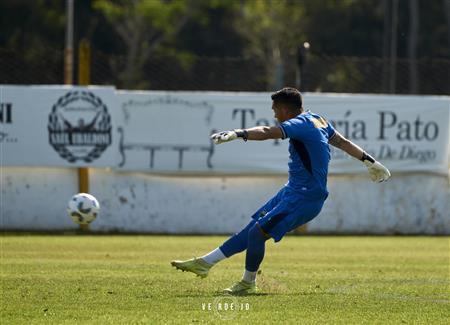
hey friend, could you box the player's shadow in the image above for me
[171,292,270,298]
[212,291,270,297]
[174,289,336,297]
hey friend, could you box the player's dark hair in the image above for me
[271,87,303,111]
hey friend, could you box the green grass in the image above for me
[1,235,449,324]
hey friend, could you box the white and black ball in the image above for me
[67,193,100,225]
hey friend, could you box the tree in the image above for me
[0,0,65,83]
[233,0,307,90]
[93,0,202,89]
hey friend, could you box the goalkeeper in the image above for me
[171,87,390,295]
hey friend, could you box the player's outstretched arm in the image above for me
[329,131,391,182]
[211,126,283,144]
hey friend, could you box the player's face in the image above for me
[272,103,289,123]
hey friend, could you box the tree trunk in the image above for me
[382,0,390,93]
[389,0,399,94]
[408,0,419,94]
[445,0,450,54]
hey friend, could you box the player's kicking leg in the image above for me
[171,219,257,278]
[171,190,282,292]
[222,189,317,295]
[222,194,325,295]
[172,221,269,294]
[170,257,213,278]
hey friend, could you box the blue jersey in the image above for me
[279,111,336,199]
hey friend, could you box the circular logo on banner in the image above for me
[48,91,112,163]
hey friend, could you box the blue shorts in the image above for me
[251,186,325,242]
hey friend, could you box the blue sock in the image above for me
[245,223,269,272]
[220,219,256,257]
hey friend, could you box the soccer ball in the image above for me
[67,193,100,225]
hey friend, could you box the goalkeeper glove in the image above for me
[361,152,391,182]
[211,129,248,144]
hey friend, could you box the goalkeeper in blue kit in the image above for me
[171,87,391,295]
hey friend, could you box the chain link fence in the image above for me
[1,48,449,95]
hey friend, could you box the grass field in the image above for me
[1,235,449,324]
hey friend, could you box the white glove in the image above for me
[210,130,238,144]
[363,160,391,182]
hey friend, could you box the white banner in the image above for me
[1,85,119,167]
[308,94,450,174]
[117,91,450,175]
[2,87,448,174]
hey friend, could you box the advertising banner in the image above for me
[1,85,119,167]
[2,87,448,174]
[117,91,450,175]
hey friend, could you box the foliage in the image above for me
[92,0,197,88]
[233,0,307,89]
[0,0,448,91]
[0,0,65,82]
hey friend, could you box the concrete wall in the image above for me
[1,167,449,234]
